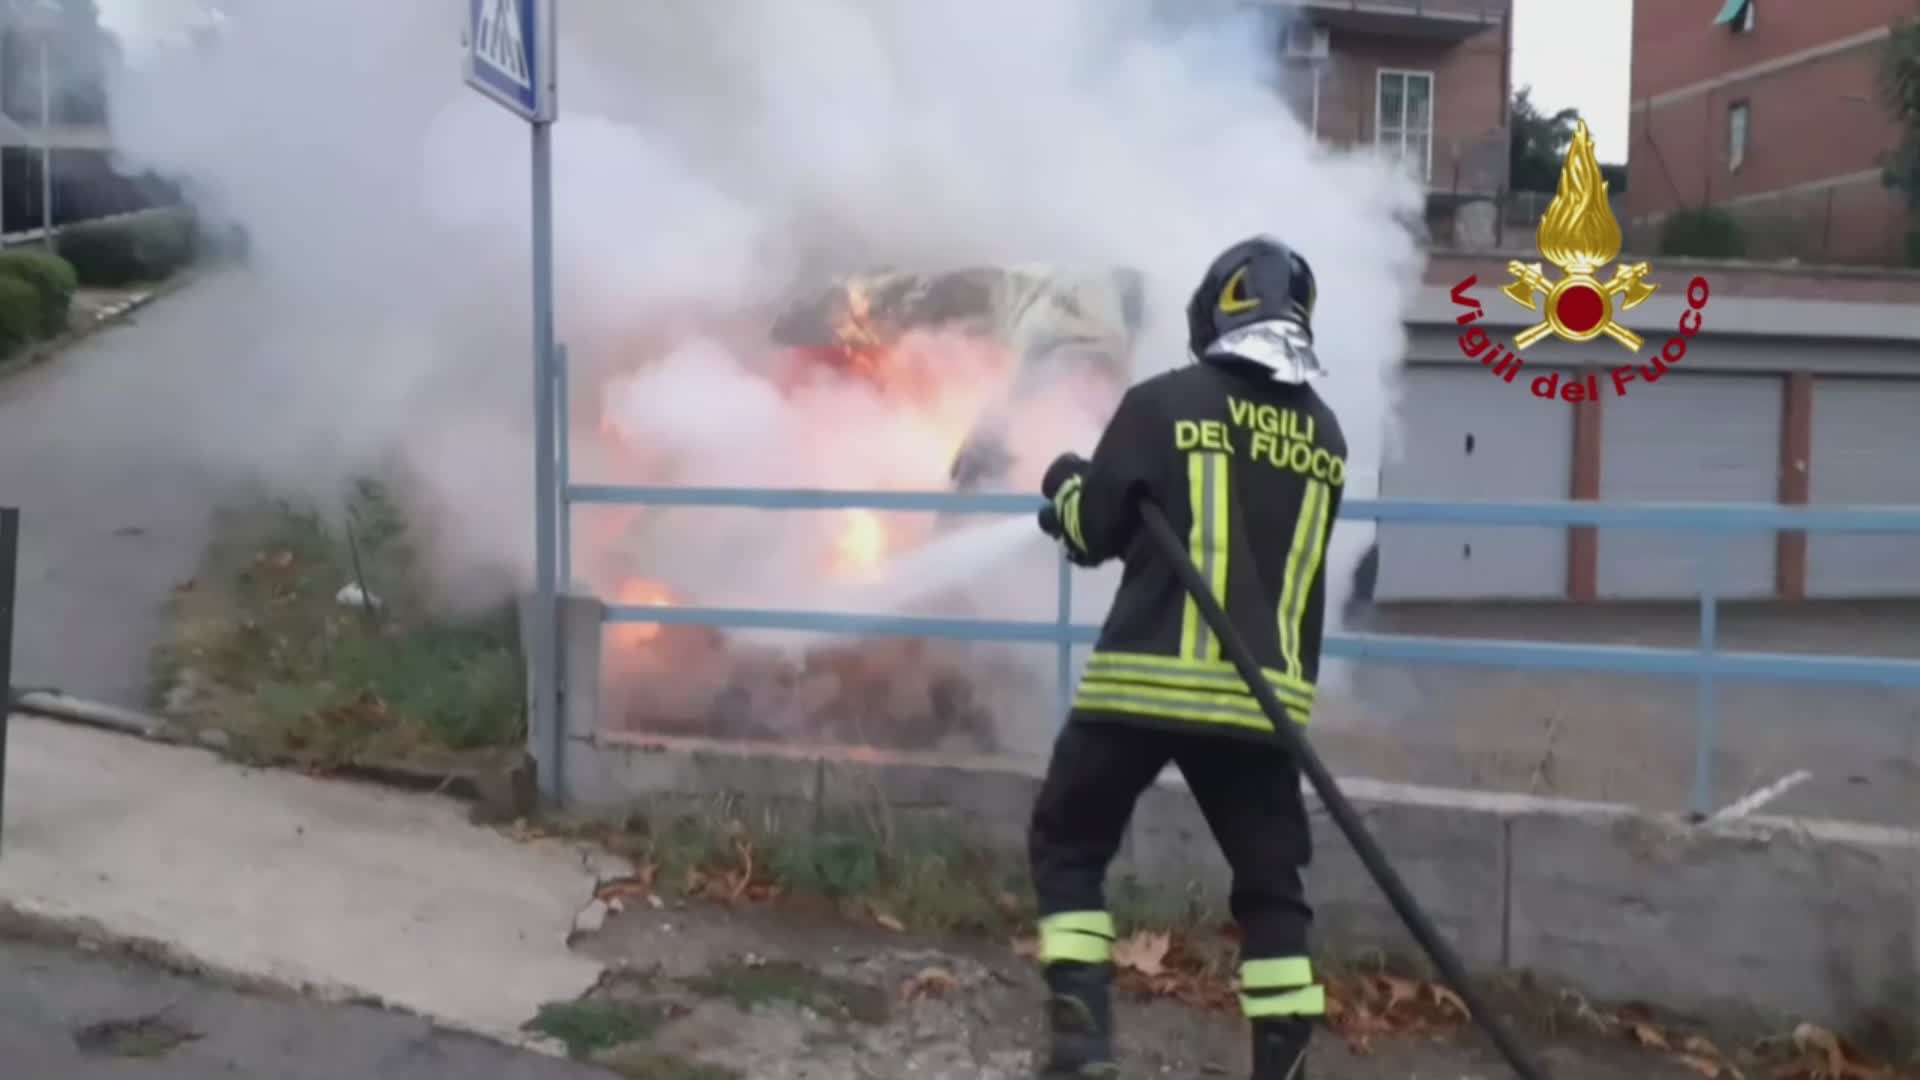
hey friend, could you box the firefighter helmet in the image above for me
[1185,235,1323,384]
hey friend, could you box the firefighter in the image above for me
[1029,235,1347,1079]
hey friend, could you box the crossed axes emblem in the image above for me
[1501,260,1657,352]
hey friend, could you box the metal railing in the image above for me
[551,351,1920,819]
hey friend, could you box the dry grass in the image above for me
[150,481,526,776]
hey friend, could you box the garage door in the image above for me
[1806,378,1920,596]
[1374,365,1573,600]
[1596,373,1781,598]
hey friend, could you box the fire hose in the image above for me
[1135,499,1552,1080]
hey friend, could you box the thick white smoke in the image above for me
[104,0,1423,740]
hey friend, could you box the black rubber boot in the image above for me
[1250,1018,1312,1080]
[1037,962,1119,1078]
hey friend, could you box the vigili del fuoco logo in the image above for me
[1449,119,1711,403]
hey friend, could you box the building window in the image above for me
[1728,101,1758,171]
[1376,69,1434,183]
[1728,101,1749,171]
[1713,0,1756,33]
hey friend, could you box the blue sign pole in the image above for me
[466,0,563,803]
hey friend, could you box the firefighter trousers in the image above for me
[1028,720,1325,1020]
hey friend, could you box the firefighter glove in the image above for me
[1037,502,1064,540]
[1039,452,1099,566]
[1041,453,1091,500]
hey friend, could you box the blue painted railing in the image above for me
[552,335,1920,819]
[561,476,1920,818]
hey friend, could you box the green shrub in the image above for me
[0,274,43,354]
[1658,207,1746,259]
[56,207,199,287]
[0,250,78,337]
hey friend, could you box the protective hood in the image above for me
[1201,318,1325,385]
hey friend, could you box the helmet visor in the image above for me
[1202,319,1325,385]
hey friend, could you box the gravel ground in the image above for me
[565,897,1719,1079]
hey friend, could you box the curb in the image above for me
[0,899,571,1059]
[9,690,520,818]
[0,269,198,383]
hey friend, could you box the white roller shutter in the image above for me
[1374,366,1573,600]
[1596,373,1781,598]
[1806,377,1920,596]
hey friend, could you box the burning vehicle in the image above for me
[586,264,1147,754]
[768,264,1147,491]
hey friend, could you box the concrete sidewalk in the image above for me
[0,715,611,1042]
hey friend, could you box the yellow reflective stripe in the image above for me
[1082,654,1315,708]
[1076,678,1277,720]
[1039,911,1114,965]
[1179,451,1230,663]
[1276,480,1331,681]
[1073,687,1276,733]
[1085,653,1316,706]
[1239,985,1327,1018]
[1041,911,1115,937]
[1052,475,1087,554]
[1239,956,1314,990]
[1076,676,1310,721]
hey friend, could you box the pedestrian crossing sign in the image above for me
[464,0,555,123]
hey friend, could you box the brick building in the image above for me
[1270,0,1512,223]
[1626,0,1914,264]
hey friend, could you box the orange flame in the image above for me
[1536,120,1622,273]
[831,510,889,580]
[610,578,676,648]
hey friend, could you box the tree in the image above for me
[0,0,116,124]
[1508,85,1629,195]
[1509,85,1579,193]
[1879,14,1920,261]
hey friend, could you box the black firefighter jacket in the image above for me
[1049,360,1348,742]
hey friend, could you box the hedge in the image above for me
[1658,207,1746,259]
[0,274,44,354]
[55,207,200,287]
[0,249,78,336]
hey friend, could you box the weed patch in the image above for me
[678,959,889,1025]
[152,481,525,775]
[71,1015,202,1059]
[523,999,670,1059]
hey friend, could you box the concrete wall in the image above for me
[535,592,1919,1033]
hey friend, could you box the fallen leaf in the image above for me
[901,966,957,1001]
[1673,1052,1726,1077]
[1631,1023,1671,1050]
[874,912,906,933]
[1682,1036,1725,1059]
[1374,975,1418,1014]
[1112,931,1170,976]
[1423,982,1471,1021]
[1791,1023,1845,1077]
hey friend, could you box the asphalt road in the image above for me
[0,936,616,1080]
[0,276,247,707]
